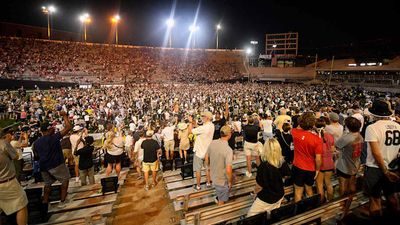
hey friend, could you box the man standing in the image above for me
[243,116,261,178]
[33,111,72,208]
[364,100,400,218]
[206,126,233,205]
[291,112,322,202]
[212,103,229,140]
[0,128,28,225]
[189,111,215,190]
[141,130,162,191]
[161,121,176,160]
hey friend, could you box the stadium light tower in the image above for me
[189,24,199,48]
[111,15,121,45]
[166,18,175,48]
[216,24,222,49]
[79,13,91,42]
[250,41,258,66]
[41,5,56,40]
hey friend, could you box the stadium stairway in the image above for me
[105,169,180,225]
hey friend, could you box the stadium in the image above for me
[0,1,399,225]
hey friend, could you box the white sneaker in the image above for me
[206,182,212,188]
[245,171,252,178]
[193,185,201,191]
[57,201,68,209]
[75,177,79,183]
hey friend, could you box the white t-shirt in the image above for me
[233,121,242,133]
[84,115,90,122]
[70,133,85,153]
[129,122,136,132]
[134,137,145,161]
[125,135,133,148]
[325,123,344,142]
[260,119,273,133]
[192,122,215,159]
[352,113,364,131]
[365,120,400,168]
[108,136,125,156]
[161,125,175,141]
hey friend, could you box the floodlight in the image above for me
[189,25,199,32]
[48,6,56,13]
[166,18,175,28]
[246,48,252,55]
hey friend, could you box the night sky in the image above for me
[1,0,399,56]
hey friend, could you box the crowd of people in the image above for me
[0,37,244,83]
[0,82,400,224]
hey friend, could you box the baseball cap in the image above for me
[73,125,83,132]
[328,112,339,122]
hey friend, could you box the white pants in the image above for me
[247,197,283,218]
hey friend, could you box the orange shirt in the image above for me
[292,128,323,171]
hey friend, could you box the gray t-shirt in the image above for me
[0,139,17,180]
[335,133,363,176]
[207,139,233,186]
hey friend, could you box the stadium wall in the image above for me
[0,78,77,90]
[248,67,315,81]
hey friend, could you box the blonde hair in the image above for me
[261,138,284,168]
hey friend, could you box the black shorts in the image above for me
[336,169,352,179]
[363,166,399,198]
[292,165,316,187]
[105,153,122,164]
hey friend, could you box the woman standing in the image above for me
[335,117,363,196]
[247,138,291,217]
[315,117,335,202]
[178,122,190,163]
[104,125,125,177]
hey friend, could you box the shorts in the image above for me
[336,169,352,179]
[63,149,73,161]
[164,140,175,151]
[215,184,229,202]
[73,155,80,165]
[193,155,207,172]
[179,140,190,150]
[0,178,28,215]
[292,165,316,187]
[105,153,122,164]
[363,166,399,198]
[41,163,71,186]
[142,161,158,172]
[244,141,261,156]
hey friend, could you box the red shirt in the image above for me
[292,128,323,171]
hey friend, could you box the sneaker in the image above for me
[214,196,219,204]
[193,185,201,191]
[57,201,68,209]
[206,182,212,188]
[144,185,149,191]
[245,171,252,178]
[75,177,79,183]
[184,160,188,164]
